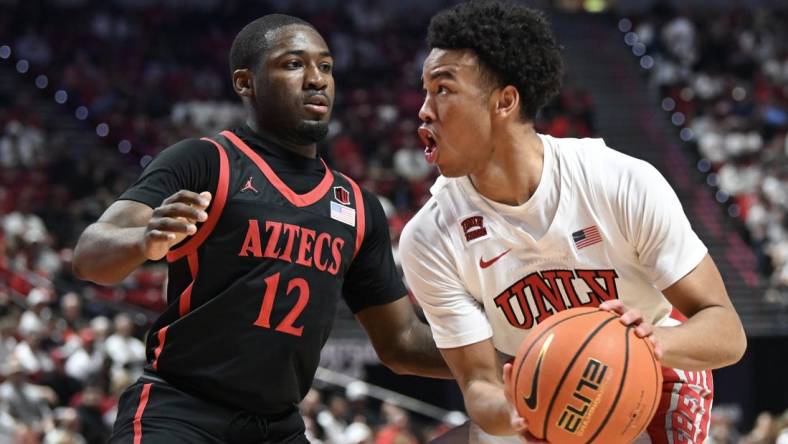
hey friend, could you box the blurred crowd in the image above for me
[632,4,788,303]
[710,406,788,444]
[0,0,596,442]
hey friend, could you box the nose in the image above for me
[304,63,327,91]
[418,94,435,123]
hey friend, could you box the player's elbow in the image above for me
[725,325,747,366]
[72,241,120,286]
[71,260,116,286]
[71,244,92,281]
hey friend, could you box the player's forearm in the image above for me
[73,223,149,285]
[656,305,747,371]
[465,380,515,436]
[381,321,453,379]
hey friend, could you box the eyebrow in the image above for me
[277,50,333,58]
[422,68,458,84]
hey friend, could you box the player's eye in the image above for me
[285,60,303,69]
[319,63,332,73]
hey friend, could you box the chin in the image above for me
[437,164,463,178]
[295,120,330,143]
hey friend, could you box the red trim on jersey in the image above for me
[177,253,199,317]
[648,312,713,444]
[670,307,688,322]
[151,327,168,371]
[340,173,365,258]
[133,383,152,444]
[167,138,230,262]
[221,130,334,207]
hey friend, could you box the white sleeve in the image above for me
[618,161,707,290]
[399,213,493,349]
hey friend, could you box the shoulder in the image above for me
[154,138,219,162]
[400,196,447,255]
[547,134,660,190]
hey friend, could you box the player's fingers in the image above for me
[162,189,211,208]
[598,300,624,314]
[619,309,643,326]
[511,416,526,432]
[146,230,176,242]
[154,203,208,222]
[198,191,212,209]
[634,322,653,338]
[149,218,197,235]
[503,362,513,385]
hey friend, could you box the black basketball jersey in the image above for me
[144,129,367,416]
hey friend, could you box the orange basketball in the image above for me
[509,307,662,444]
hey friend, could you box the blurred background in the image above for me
[0,0,786,443]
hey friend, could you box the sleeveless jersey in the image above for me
[144,129,366,416]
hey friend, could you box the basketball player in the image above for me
[399,2,747,443]
[73,14,450,444]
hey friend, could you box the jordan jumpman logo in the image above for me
[241,176,259,194]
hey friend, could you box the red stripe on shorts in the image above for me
[133,383,152,444]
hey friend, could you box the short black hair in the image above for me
[427,0,564,121]
[229,14,316,74]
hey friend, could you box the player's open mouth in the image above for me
[418,127,438,165]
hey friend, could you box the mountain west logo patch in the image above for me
[461,215,488,243]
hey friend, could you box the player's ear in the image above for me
[232,69,254,98]
[494,85,520,120]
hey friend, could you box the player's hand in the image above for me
[142,190,211,261]
[503,363,547,443]
[598,300,663,360]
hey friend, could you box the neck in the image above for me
[246,118,318,159]
[468,122,544,206]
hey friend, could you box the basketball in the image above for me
[510,307,663,444]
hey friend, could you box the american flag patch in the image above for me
[572,225,602,249]
[330,201,356,227]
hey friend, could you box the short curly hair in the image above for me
[427,0,564,121]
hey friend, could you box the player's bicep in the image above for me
[661,253,733,317]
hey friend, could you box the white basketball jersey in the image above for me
[399,135,707,444]
[400,135,707,443]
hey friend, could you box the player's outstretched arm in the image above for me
[356,297,453,379]
[73,190,210,285]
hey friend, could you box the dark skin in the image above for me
[73,24,451,379]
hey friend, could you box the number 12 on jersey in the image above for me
[254,272,309,337]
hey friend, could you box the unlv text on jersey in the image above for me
[494,269,620,329]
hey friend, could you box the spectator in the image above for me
[64,328,103,383]
[39,350,83,407]
[18,287,51,337]
[103,313,145,382]
[43,407,86,444]
[0,359,55,437]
